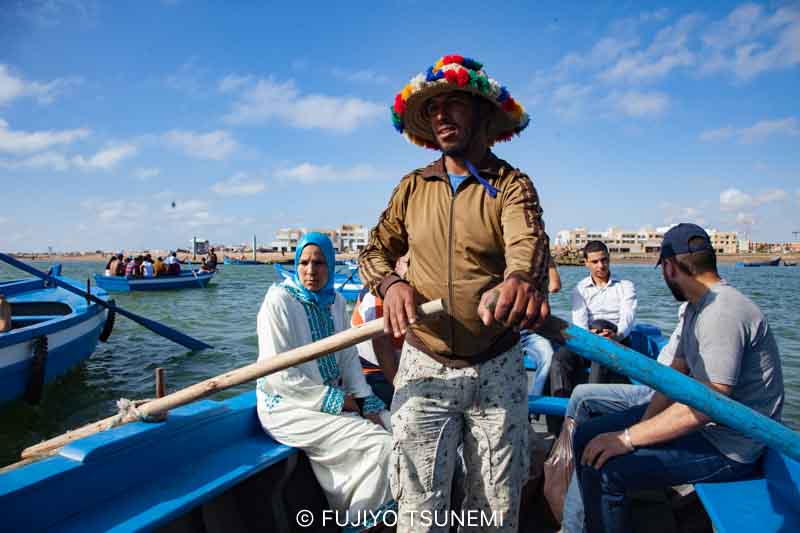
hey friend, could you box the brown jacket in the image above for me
[359,152,550,363]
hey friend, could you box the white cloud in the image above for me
[552,83,594,120]
[218,74,253,93]
[157,197,251,228]
[735,212,757,226]
[0,64,81,106]
[796,190,800,207]
[533,4,798,124]
[81,198,148,224]
[211,173,266,196]
[720,188,753,211]
[165,59,209,96]
[17,0,97,27]
[600,14,701,84]
[275,162,378,184]
[1,151,70,171]
[610,90,669,117]
[0,118,89,153]
[701,4,800,80]
[700,117,799,143]
[754,188,788,205]
[662,203,707,226]
[330,68,389,84]
[223,77,383,132]
[163,129,238,160]
[739,118,799,143]
[699,126,735,142]
[72,144,137,170]
[134,167,160,180]
[2,144,136,172]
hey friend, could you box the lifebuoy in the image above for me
[24,336,48,405]
[99,299,116,342]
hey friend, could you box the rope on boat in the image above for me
[111,398,166,426]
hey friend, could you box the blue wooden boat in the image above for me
[0,265,111,405]
[1,322,798,532]
[736,256,781,267]
[222,256,264,266]
[93,271,214,292]
[273,263,362,302]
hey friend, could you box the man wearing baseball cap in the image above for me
[359,54,550,531]
[572,223,784,532]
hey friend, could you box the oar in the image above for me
[0,253,212,352]
[534,315,800,462]
[19,299,446,460]
[336,267,358,294]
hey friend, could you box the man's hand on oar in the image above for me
[478,273,550,331]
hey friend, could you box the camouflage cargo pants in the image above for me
[390,342,529,533]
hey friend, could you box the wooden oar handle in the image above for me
[20,299,447,461]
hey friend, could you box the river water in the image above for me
[1,261,798,467]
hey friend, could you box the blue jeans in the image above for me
[520,331,554,396]
[561,384,655,533]
[573,404,758,533]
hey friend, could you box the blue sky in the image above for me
[1,0,798,252]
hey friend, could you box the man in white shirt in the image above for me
[550,241,637,405]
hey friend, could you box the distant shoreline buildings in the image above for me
[269,224,369,253]
[9,224,800,257]
[554,226,800,255]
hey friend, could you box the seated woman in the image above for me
[256,232,394,531]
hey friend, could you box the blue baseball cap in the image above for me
[657,223,714,265]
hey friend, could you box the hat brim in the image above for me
[403,84,522,147]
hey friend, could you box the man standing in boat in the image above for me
[359,54,550,532]
[573,224,784,533]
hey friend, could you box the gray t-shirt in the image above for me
[677,283,784,463]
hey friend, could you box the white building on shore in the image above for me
[558,226,739,254]
[269,224,369,252]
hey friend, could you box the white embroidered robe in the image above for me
[255,284,393,530]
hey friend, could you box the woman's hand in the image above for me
[364,412,386,430]
[342,394,360,412]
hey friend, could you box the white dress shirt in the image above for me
[571,275,637,339]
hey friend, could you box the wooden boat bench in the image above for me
[694,448,800,533]
[0,391,300,532]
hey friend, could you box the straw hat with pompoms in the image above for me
[390,54,530,150]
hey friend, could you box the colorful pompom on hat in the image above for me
[391,54,530,149]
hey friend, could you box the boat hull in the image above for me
[4,323,794,532]
[93,271,213,292]
[0,274,108,404]
[737,257,782,267]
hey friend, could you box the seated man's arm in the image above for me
[583,377,731,470]
[615,280,637,340]
[641,356,689,420]
[629,380,731,447]
[571,285,590,330]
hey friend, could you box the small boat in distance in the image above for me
[222,256,264,266]
[93,271,213,292]
[223,234,265,265]
[273,264,362,302]
[0,265,111,404]
[735,256,782,267]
